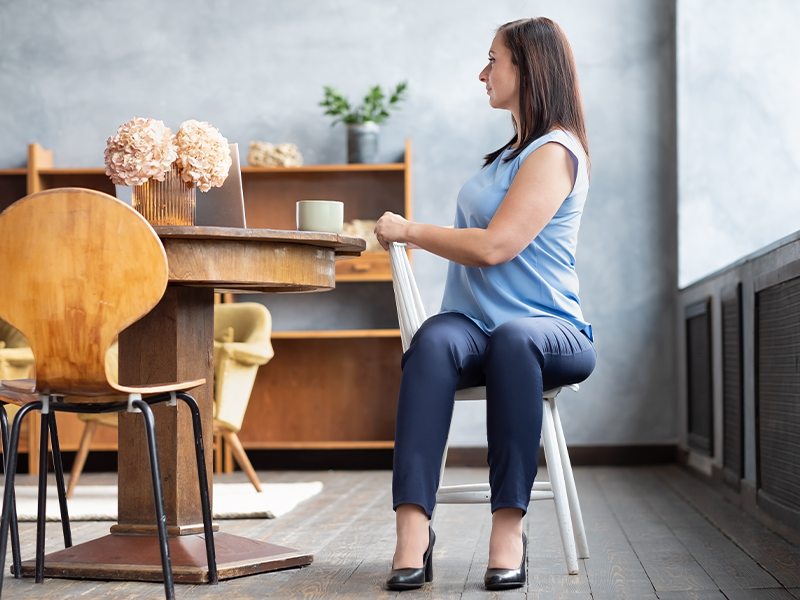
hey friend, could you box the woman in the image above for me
[374,17,596,591]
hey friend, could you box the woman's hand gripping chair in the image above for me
[66,302,274,496]
[0,188,217,600]
[388,242,590,575]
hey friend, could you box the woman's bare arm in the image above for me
[374,142,575,267]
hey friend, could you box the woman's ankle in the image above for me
[393,504,430,569]
[488,508,524,569]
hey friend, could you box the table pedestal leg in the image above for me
[19,286,312,582]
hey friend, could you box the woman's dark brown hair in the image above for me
[483,17,590,171]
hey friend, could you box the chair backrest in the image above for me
[388,242,427,352]
[0,188,168,396]
[213,302,273,350]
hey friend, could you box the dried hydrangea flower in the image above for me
[174,120,232,192]
[104,117,177,186]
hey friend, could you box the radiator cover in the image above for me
[721,283,744,490]
[686,299,713,455]
[756,276,800,521]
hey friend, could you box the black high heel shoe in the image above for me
[386,526,435,590]
[484,532,527,590]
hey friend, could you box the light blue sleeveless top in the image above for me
[440,129,592,340]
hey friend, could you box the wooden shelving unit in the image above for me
[236,140,411,450]
[0,141,411,456]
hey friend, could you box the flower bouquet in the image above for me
[105,117,232,225]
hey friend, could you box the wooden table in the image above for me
[21,227,366,582]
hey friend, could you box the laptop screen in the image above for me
[195,143,247,228]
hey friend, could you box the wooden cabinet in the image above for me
[0,141,411,460]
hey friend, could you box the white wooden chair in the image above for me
[388,242,589,575]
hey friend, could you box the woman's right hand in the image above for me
[374,211,412,250]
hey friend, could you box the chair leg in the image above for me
[66,420,98,499]
[176,393,218,584]
[27,410,39,476]
[541,399,579,575]
[132,399,174,600]
[213,434,222,474]
[221,430,262,492]
[550,399,589,559]
[35,410,49,583]
[0,405,22,579]
[223,441,233,474]
[47,413,72,548]
[0,401,41,593]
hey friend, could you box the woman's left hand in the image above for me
[374,211,411,250]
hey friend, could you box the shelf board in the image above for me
[27,165,404,177]
[271,329,401,340]
[241,163,405,174]
[0,169,27,176]
[242,440,394,450]
[38,168,108,175]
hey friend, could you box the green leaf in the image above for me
[320,81,408,126]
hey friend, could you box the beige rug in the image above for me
[5,481,323,521]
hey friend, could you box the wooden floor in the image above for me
[1,465,799,599]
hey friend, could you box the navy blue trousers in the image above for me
[392,312,596,516]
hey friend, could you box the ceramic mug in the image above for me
[296,200,344,233]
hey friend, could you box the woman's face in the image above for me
[479,33,519,114]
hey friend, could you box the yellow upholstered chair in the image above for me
[0,319,35,430]
[0,320,34,383]
[212,302,274,492]
[67,302,273,496]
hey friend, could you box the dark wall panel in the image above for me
[757,276,800,523]
[686,300,713,455]
[721,283,743,489]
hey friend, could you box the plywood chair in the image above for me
[66,302,274,497]
[0,188,217,599]
[388,242,589,575]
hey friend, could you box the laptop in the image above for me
[195,142,247,228]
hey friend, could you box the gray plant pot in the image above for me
[347,122,380,164]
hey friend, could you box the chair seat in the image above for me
[454,384,579,402]
[77,413,119,428]
[0,377,206,404]
[0,379,36,406]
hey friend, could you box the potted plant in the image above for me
[319,81,407,164]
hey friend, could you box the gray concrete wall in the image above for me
[0,0,678,447]
[677,0,800,288]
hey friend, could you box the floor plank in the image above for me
[579,469,658,599]
[1,466,799,598]
[656,465,800,590]
[594,468,718,593]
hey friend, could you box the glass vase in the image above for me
[132,163,196,226]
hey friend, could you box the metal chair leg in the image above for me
[0,405,22,579]
[35,410,50,583]
[47,412,72,548]
[0,401,41,594]
[177,392,218,584]
[132,399,175,600]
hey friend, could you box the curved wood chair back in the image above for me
[0,188,168,396]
